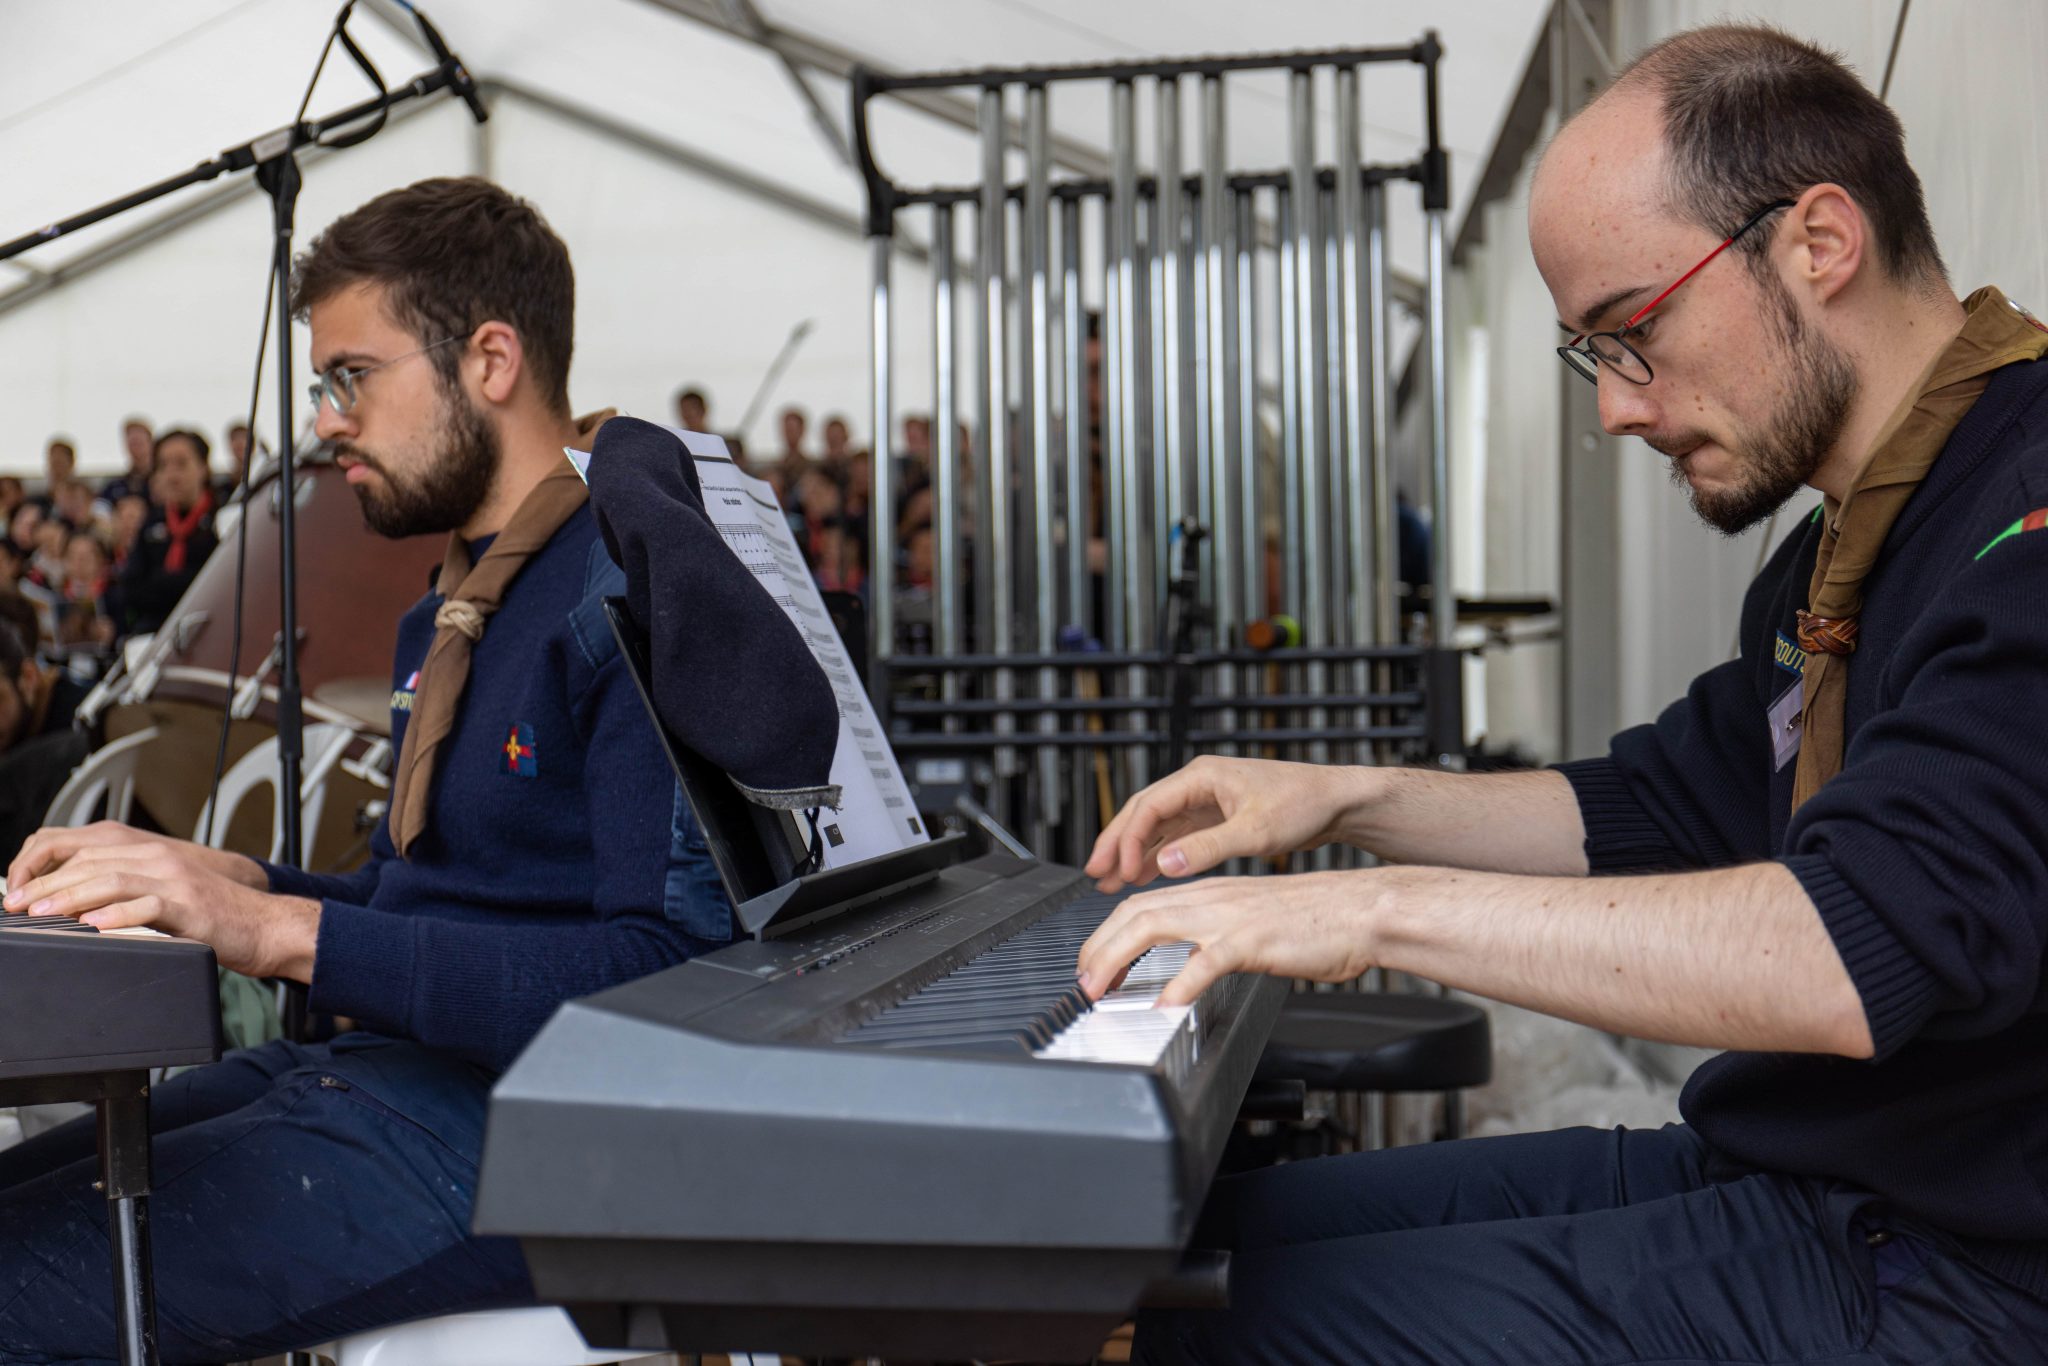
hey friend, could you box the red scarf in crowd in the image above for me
[162,492,213,573]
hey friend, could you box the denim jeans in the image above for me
[0,1035,532,1364]
[1137,1123,2048,1364]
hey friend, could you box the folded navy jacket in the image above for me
[584,416,841,811]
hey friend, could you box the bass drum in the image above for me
[97,452,442,866]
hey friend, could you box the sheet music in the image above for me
[567,429,928,869]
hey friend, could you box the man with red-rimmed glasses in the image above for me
[1103,23,2048,1364]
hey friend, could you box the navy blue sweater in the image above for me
[1559,357,2048,1298]
[263,504,732,1074]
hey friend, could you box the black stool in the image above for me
[1238,991,1491,1163]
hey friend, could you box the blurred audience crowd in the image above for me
[1,417,256,672]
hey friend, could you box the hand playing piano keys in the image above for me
[4,820,321,981]
[1074,869,1381,1008]
[1083,753,1382,892]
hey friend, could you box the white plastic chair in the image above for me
[317,1306,675,1366]
[194,722,356,858]
[42,726,160,827]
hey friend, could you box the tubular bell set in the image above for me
[857,35,1462,868]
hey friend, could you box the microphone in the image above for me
[409,5,489,126]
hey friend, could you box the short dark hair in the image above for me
[46,439,75,461]
[290,177,576,416]
[675,387,707,408]
[1616,24,1945,288]
[154,429,211,467]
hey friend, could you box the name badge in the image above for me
[1769,678,1804,772]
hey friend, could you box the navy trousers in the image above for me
[1136,1124,2048,1364]
[0,1035,533,1365]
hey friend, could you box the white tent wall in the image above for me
[483,92,936,459]
[0,103,480,475]
[1461,0,2048,764]
[0,0,1550,480]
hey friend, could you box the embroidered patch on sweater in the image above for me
[1974,507,2048,561]
[502,722,538,777]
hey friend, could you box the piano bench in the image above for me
[1253,990,1491,1097]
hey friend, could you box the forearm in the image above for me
[1370,861,1873,1056]
[1343,767,1590,876]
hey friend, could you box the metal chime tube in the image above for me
[1201,76,1237,755]
[1155,76,1187,569]
[1427,207,1454,655]
[1111,79,1148,789]
[1366,185,1397,651]
[933,206,962,708]
[979,86,1015,800]
[1322,178,1347,664]
[1337,66,1374,774]
[1234,186,1262,764]
[1060,193,1091,860]
[1365,183,1398,773]
[1104,83,1133,660]
[1288,67,1329,773]
[1276,188,1301,659]
[1025,84,1060,841]
[868,232,894,707]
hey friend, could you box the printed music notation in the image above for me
[572,428,929,869]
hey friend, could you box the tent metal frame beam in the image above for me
[629,0,1115,179]
[0,75,925,323]
[715,0,853,167]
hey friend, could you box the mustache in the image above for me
[1645,432,1710,460]
[331,443,389,476]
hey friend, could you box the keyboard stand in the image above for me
[0,1070,159,1366]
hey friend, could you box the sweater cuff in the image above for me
[1779,851,1940,1060]
[308,900,419,1038]
[260,859,329,902]
[1552,757,1683,873]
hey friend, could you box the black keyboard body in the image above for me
[0,915,220,1089]
[474,851,1285,1362]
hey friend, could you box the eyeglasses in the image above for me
[1556,199,1796,386]
[306,335,467,415]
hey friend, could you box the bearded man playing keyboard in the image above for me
[1081,24,2048,1366]
[0,177,731,1363]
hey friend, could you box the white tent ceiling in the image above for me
[0,0,1547,470]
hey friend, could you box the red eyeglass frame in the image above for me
[1557,198,1796,385]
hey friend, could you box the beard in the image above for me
[1653,277,1858,537]
[337,382,498,540]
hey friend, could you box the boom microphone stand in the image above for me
[0,5,487,1038]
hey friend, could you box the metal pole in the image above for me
[933,207,962,693]
[1288,68,1329,772]
[1061,195,1088,645]
[979,86,1016,807]
[1277,188,1301,637]
[1427,207,1454,653]
[1235,186,1262,772]
[1061,194,1093,859]
[1337,67,1373,765]
[1026,83,1059,846]
[1202,76,1237,755]
[1155,75,1187,558]
[1104,83,1134,661]
[1366,184,1397,650]
[868,234,895,706]
[1366,182,1399,776]
[1111,79,1149,789]
[1236,187,1261,642]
